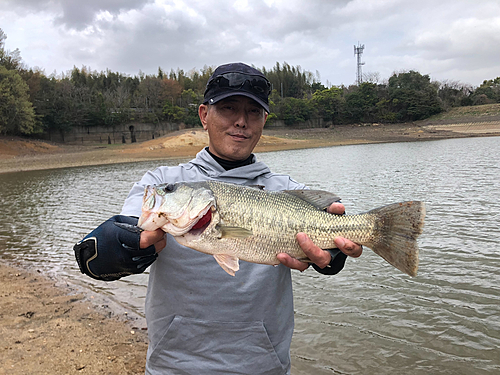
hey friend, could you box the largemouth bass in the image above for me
[138,181,425,277]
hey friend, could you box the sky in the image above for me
[1,0,500,88]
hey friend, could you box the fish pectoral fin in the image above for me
[219,226,253,238]
[213,254,240,276]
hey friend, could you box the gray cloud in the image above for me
[1,0,500,86]
[55,0,153,30]
[3,0,153,30]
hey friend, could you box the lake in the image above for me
[0,136,499,374]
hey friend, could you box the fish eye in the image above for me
[164,184,175,192]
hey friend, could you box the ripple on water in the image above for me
[1,138,500,374]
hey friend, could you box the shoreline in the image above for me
[1,122,499,175]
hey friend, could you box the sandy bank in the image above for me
[1,121,499,175]
[0,262,148,375]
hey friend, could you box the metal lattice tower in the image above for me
[354,42,365,85]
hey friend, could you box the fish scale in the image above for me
[208,182,376,256]
[139,180,425,276]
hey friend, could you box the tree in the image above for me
[162,101,185,122]
[0,28,4,57]
[0,65,37,135]
[0,28,24,71]
[344,82,380,123]
[38,78,93,139]
[134,76,164,123]
[311,86,344,123]
[160,78,183,106]
[103,85,132,124]
[263,62,317,99]
[387,71,442,121]
[180,89,200,107]
[471,77,500,104]
[279,97,313,125]
[438,80,474,109]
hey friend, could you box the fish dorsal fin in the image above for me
[247,185,265,190]
[219,226,253,238]
[213,254,240,276]
[283,190,341,210]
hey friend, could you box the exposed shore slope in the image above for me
[1,119,499,174]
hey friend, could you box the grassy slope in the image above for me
[423,103,500,123]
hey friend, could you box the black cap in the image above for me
[203,62,270,112]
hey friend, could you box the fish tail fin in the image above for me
[367,201,425,277]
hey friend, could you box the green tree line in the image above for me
[2,28,500,138]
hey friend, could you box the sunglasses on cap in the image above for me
[205,72,271,96]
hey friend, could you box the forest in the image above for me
[2,28,500,138]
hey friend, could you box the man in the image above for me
[74,62,362,375]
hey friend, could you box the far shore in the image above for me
[1,121,500,175]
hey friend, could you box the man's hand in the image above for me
[140,228,167,253]
[277,202,363,271]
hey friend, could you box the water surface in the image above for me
[1,137,499,374]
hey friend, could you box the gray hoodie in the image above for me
[121,148,306,375]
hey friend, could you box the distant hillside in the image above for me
[423,103,500,124]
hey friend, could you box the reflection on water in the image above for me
[1,137,499,374]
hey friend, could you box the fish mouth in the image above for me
[164,202,213,236]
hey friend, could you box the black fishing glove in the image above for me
[74,215,158,281]
[312,249,347,275]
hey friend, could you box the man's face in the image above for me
[199,95,268,161]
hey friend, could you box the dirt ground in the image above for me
[1,120,499,374]
[0,263,148,375]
